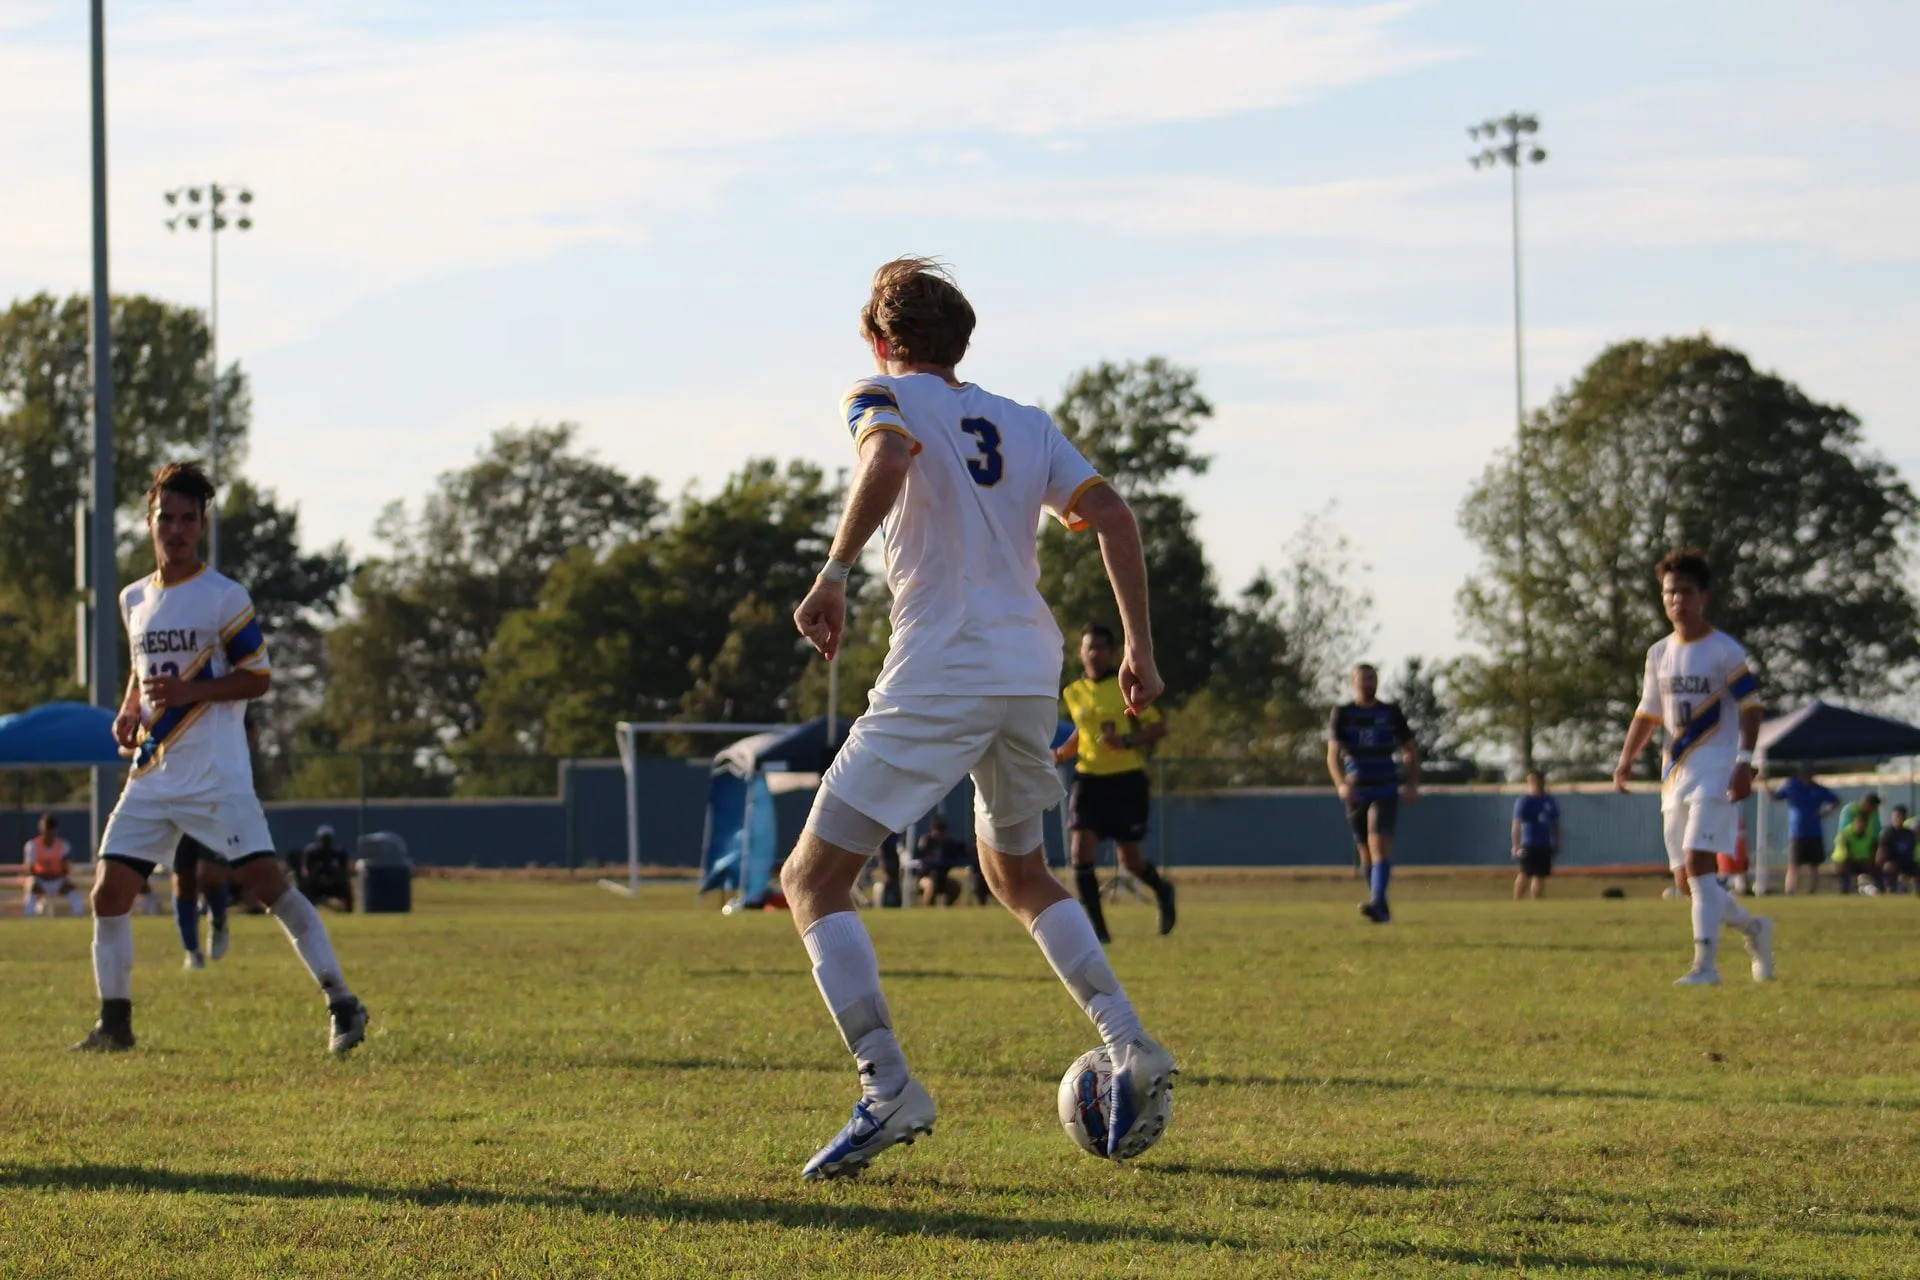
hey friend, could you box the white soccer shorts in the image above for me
[1662,795,1737,870]
[822,693,1064,834]
[100,783,276,869]
[31,876,71,895]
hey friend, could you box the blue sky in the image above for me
[4,1,1916,674]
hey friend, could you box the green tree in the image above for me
[470,458,832,766]
[1388,656,1476,782]
[300,424,660,787]
[0,292,245,713]
[1162,510,1374,784]
[1455,336,1920,770]
[1038,358,1221,698]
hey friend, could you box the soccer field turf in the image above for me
[3,877,1916,1278]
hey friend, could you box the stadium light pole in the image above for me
[1468,112,1546,775]
[164,182,253,570]
[87,0,117,855]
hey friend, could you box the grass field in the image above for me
[3,875,1917,1278]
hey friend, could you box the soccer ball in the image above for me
[1057,1046,1172,1161]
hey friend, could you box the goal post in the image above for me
[606,721,785,898]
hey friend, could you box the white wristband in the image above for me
[819,557,853,584]
[1735,749,1754,766]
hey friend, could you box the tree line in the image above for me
[4,293,1914,797]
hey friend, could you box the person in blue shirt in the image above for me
[1510,771,1560,900]
[1326,664,1420,924]
[1773,764,1839,894]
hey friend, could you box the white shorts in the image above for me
[100,782,275,870]
[1663,795,1737,869]
[30,876,72,894]
[822,693,1064,834]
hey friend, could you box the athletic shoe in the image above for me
[1358,902,1391,924]
[801,1078,936,1181]
[209,919,230,961]
[1105,1033,1177,1159]
[70,1001,135,1052]
[1155,882,1177,936]
[1744,917,1775,983]
[183,951,205,971]
[328,997,370,1055]
[1674,967,1722,987]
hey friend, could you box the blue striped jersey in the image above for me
[1329,702,1415,801]
[119,565,270,797]
[1634,628,1761,805]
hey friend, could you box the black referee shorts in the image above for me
[1068,770,1151,844]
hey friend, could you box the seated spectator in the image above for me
[21,813,83,917]
[295,825,354,912]
[1877,806,1917,894]
[1832,800,1879,894]
[913,816,972,907]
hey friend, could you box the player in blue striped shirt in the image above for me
[1327,664,1420,924]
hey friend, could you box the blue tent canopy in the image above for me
[0,702,122,768]
[1758,700,1920,764]
[700,717,849,903]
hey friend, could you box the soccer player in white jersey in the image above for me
[1612,549,1775,987]
[70,462,369,1054]
[781,258,1175,1179]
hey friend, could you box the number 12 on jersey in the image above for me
[960,417,1003,487]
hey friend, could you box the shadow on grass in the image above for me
[1153,1162,1463,1190]
[1188,1072,1920,1113]
[0,1163,1246,1249]
[682,968,1053,983]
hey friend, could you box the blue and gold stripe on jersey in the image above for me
[1662,698,1723,781]
[1727,664,1760,709]
[221,607,269,672]
[840,381,920,456]
[130,648,221,777]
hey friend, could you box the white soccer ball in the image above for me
[1057,1046,1172,1161]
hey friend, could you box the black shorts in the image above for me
[1789,836,1826,867]
[1518,845,1554,878]
[1069,771,1151,843]
[1346,793,1399,844]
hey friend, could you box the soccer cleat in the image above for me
[209,919,230,962]
[1155,882,1177,936]
[1358,901,1391,924]
[1744,916,1775,983]
[70,1000,135,1053]
[1104,1033,1177,1160]
[327,997,370,1055]
[1674,967,1722,987]
[183,951,206,971]
[801,1078,936,1181]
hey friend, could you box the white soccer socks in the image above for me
[92,913,134,1001]
[268,889,354,1004]
[802,911,909,1103]
[1687,874,1759,973]
[1031,898,1142,1049]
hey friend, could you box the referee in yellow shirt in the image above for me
[1054,623,1175,941]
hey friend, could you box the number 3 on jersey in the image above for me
[960,417,1003,487]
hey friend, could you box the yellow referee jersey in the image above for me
[1062,675,1162,776]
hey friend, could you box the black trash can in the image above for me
[354,832,413,914]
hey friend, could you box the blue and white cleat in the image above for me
[1743,917,1775,983]
[1104,1033,1177,1160]
[209,918,230,962]
[801,1079,936,1181]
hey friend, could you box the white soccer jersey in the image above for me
[119,566,270,799]
[841,373,1101,698]
[1635,629,1761,807]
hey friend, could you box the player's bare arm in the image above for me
[1325,739,1352,803]
[794,430,913,660]
[112,674,142,749]
[1727,702,1762,803]
[1400,739,1422,802]
[1072,482,1161,713]
[1511,818,1523,858]
[1051,729,1080,766]
[141,666,271,712]
[1613,716,1659,792]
